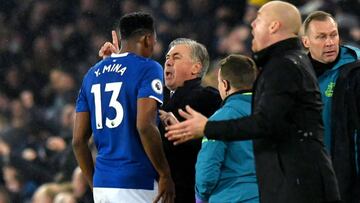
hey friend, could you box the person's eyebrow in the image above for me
[166,52,181,59]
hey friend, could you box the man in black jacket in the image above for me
[159,38,221,203]
[302,11,360,203]
[165,1,340,203]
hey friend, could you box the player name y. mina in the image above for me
[94,63,127,77]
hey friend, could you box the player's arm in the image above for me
[72,112,94,189]
[137,98,175,203]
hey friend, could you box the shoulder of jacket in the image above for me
[342,45,360,59]
[282,50,309,64]
[339,59,360,74]
[202,87,221,103]
[189,86,220,97]
[336,59,360,86]
[266,53,307,72]
[203,86,220,95]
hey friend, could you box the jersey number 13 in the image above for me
[91,82,123,129]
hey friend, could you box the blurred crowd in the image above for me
[0,0,359,202]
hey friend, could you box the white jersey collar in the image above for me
[111,52,129,58]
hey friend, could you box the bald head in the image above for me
[262,1,301,35]
[251,1,301,51]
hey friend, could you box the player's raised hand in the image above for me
[153,175,175,203]
[98,30,120,59]
[111,30,120,51]
[165,105,207,145]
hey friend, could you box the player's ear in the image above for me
[269,20,280,34]
[223,79,230,92]
[302,35,310,49]
[191,63,202,76]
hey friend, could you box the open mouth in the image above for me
[323,50,336,57]
[165,71,173,79]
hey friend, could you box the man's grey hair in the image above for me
[168,38,210,78]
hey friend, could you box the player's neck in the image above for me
[119,40,139,56]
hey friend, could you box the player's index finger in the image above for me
[112,30,119,49]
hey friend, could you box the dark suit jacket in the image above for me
[159,78,221,203]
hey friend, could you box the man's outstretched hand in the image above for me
[165,105,208,145]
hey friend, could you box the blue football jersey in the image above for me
[76,52,164,189]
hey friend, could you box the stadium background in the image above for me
[0,0,359,202]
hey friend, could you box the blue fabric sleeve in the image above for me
[195,137,227,201]
[137,61,164,104]
[75,76,89,112]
